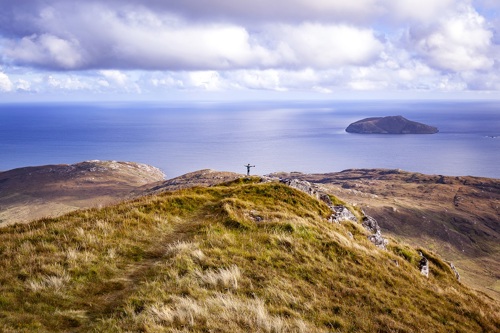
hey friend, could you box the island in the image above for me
[345,115,438,134]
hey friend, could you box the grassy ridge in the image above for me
[0,178,498,332]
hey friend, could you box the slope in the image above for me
[0,177,498,332]
[270,169,500,301]
[0,160,165,227]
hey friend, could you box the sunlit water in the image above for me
[1,100,499,179]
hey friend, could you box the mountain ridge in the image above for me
[1,162,498,302]
[0,176,498,332]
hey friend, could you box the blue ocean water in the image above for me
[0,100,499,179]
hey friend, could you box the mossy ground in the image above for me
[0,178,498,332]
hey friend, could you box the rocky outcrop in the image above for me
[330,206,358,224]
[279,178,322,199]
[419,252,429,278]
[277,177,388,249]
[363,214,389,250]
[450,262,461,281]
[346,116,438,134]
[362,215,381,234]
[368,231,388,249]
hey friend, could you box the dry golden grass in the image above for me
[277,169,500,301]
[0,177,498,332]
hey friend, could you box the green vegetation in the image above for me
[0,179,498,332]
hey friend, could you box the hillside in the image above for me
[138,168,243,194]
[0,177,498,332]
[0,160,165,226]
[271,169,500,301]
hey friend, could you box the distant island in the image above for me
[346,115,438,134]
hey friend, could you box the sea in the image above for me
[0,100,499,179]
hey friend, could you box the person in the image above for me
[244,163,255,176]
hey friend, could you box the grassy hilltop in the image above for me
[0,177,498,332]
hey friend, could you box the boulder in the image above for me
[419,252,429,278]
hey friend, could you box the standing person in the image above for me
[244,164,255,176]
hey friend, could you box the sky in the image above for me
[1,0,500,101]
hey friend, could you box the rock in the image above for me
[280,178,320,199]
[450,262,460,281]
[453,193,463,207]
[330,205,358,223]
[361,214,388,249]
[346,116,438,134]
[419,252,429,278]
[318,193,333,206]
[368,230,388,250]
[362,215,381,234]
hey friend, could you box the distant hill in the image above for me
[0,160,165,226]
[138,169,243,194]
[0,177,498,332]
[346,115,438,134]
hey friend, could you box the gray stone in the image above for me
[362,215,381,234]
[450,262,460,281]
[318,193,333,206]
[331,205,358,223]
[368,230,388,250]
[279,178,320,199]
[419,252,429,278]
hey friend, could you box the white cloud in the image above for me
[107,0,382,23]
[108,0,472,25]
[1,4,271,70]
[100,70,128,86]
[270,23,383,69]
[387,0,457,23]
[46,75,90,90]
[109,23,268,70]
[411,5,494,71]
[348,79,386,91]
[0,5,384,71]
[147,72,185,89]
[0,0,499,99]
[438,76,468,90]
[0,72,13,91]
[4,34,85,69]
[229,70,284,91]
[15,79,31,91]
[188,71,224,90]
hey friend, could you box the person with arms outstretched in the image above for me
[244,164,255,176]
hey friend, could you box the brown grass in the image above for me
[0,178,498,332]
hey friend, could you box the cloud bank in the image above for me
[0,0,499,99]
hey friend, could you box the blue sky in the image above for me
[1,0,500,101]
